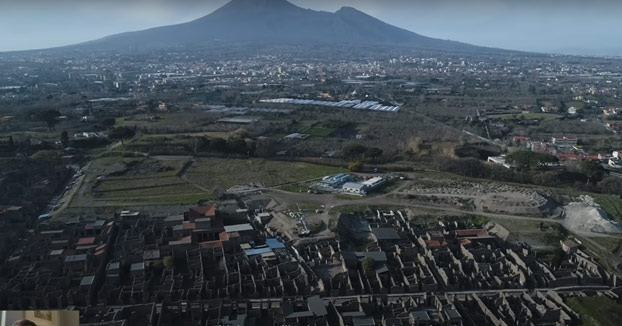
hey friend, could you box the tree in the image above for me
[349,161,363,172]
[549,248,566,267]
[209,138,228,152]
[108,126,135,144]
[343,143,367,159]
[365,147,383,160]
[101,118,116,129]
[579,160,605,185]
[597,177,622,196]
[60,131,69,149]
[163,256,174,270]
[152,261,164,271]
[226,137,248,154]
[35,109,61,130]
[7,136,15,151]
[506,151,558,170]
[255,138,277,157]
[532,171,562,186]
[362,257,375,273]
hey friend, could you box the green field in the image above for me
[78,156,212,206]
[115,113,210,129]
[108,193,215,205]
[305,127,335,137]
[489,113,562,121]
[96,176,183,191]
[95,182,200,199]
[566,296,622,326]
[594,194,622,222]
[186,158,346,190]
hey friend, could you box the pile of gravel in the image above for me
[563,195,622,234]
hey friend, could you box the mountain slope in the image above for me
[79,0,498,53]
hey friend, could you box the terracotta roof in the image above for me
[219,231,230,241]
[77,237,96,246]
[190,206,216,217]
[169,236,192,246]
[199,241,223,249]
[424,240,447,248]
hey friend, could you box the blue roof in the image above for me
[245,247,273,256]
[266,238,286,249]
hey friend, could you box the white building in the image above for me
[362,177,385,190]
[342,182,366,195]
[342,177,386,196]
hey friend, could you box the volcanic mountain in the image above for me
[79,0,497,53]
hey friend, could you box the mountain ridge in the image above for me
[64,0,507,54]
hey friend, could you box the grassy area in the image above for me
[489,113,562,121]
[186,158,346,190]
[305,127,335,137]
[140,131,232,139]
[278,183,312,193]
[108,193,215,205]
[566,296,622,326]
[115,113,211,130]
[96,176,183,191]
[368,179,404,196]
[95,183,201,199]
[594,194,622,222]
[77,156,202,205]
[330,205,373,216]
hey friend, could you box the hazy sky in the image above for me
[1,0,621,55]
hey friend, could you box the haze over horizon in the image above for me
[2,0,622,56]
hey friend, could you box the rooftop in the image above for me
[65,254,87,263]
[245,247,272,256]
[80,276,95,286]
[224,223,254,233]
[189,206,216,218]
[77,237,96,246]
[371,227,401,240]
[266,238,286,249]
[130,262,145,272]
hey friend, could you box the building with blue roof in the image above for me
[266,238,286,249]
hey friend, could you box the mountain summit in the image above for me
[82,0,492,53]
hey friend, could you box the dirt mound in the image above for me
[563,195,622,234]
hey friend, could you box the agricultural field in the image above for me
[185,157,346,190]
[304,127,335,137]
[594,194,622,222]
[115,113,211,129]
[566,296,622,326]
[70,155,213,206]
[488,113,562,121]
